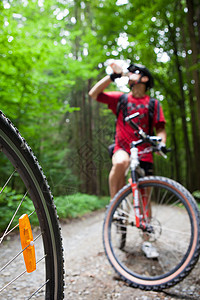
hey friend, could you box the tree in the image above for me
[1,0,199,196]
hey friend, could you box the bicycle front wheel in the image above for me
[103,176,200,291]
[0,111,64,299]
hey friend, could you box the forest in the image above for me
[0,0,200,201]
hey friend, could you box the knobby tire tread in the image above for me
[0,111,65,299]
[103,176,200,291]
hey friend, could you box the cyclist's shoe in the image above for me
[141,242,159,259]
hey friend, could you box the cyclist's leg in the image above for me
[139,161,153,176]
[109,149,130,199]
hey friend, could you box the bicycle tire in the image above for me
[0,111,64,299]
[103,176,200,291]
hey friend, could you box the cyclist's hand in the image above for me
[155,142,171,158]
[110,62,123,74]
[110,62,123,81]
[156,142,167,154]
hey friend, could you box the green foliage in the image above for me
[0,0,199,209]
[54,193,109,219]
[0,187,38,231]
[0,188,109,232]
[193,191,200,202]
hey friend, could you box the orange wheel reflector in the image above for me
[19,214,36,273]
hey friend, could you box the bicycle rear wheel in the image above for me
[0,111,64,299]
[103,176,200,291]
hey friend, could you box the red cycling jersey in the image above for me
[97,91,166,163]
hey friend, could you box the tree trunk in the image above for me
[186,0,200,134]
[154,75,182,183]
[169,105,181,182]
[166,19,193,189]
[181,16,200,190]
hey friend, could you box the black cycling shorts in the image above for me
[139,161,153,176]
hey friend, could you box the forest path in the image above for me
[62,209,200,300]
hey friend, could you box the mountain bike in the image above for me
[103,112,200,291]
[0,111,64,299]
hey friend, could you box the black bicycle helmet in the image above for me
[127,63,154,89]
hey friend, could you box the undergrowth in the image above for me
[0,188,109,232]
[54,193,109,219]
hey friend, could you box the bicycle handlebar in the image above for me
[125,112,171,158]
[124,112,140,122]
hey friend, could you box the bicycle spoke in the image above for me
[0,170,16,195]
[114,222,128,229]
[0,112,64,299]
[103,177,200,290]
[3,210,36,238]
[0,233,42,273]
[126,197,135,214]
[0,191,28,244]
[0,254,46,294]
[0,268,27,293]
[156,207,184,228]
[157,236,187,258]
[26,279,49,300]
[143,188,152,217]
[116,207,133,218]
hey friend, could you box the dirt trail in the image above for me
[1,209,200,299]
[62,209,200,300]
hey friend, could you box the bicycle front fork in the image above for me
[129,146,151,231]
[129,178,148,230]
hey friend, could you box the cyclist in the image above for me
[89,61,167,257]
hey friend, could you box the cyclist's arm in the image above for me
[156,127,167,144]
[88,75,112,100]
